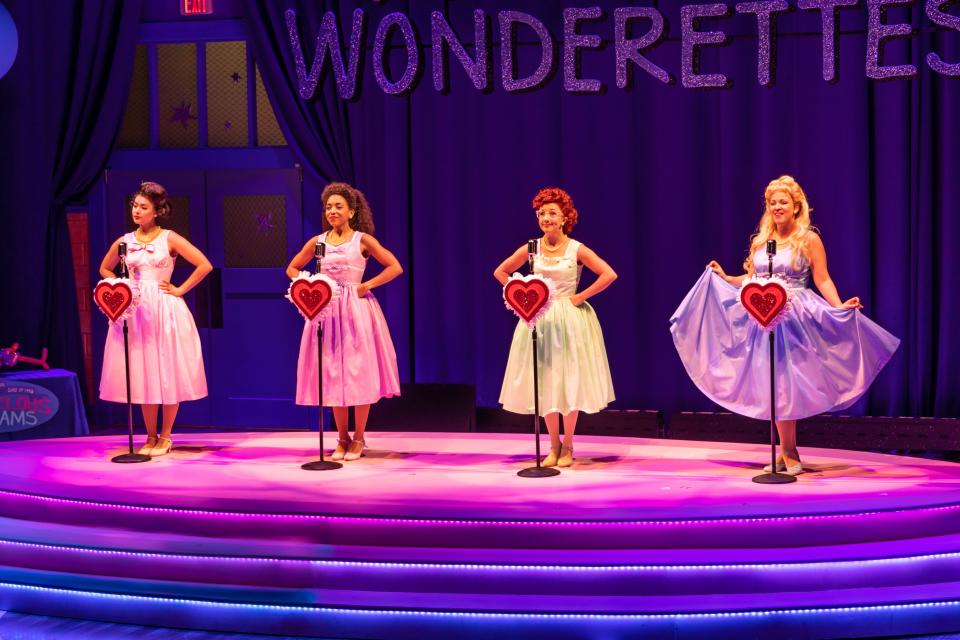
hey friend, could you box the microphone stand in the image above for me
[518,239,559,478]
[112,242,150,463]
[752,238,795,484]
[302,239,342,471]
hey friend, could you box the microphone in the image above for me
[765,239,777,280]
[118,242,127,278]
[527,239,538,272]
[315,239,325,275]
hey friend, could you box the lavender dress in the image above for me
[670,247,899,420]
[295,231,400,407]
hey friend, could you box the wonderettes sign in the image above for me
[286,1,959,100]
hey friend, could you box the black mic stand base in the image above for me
[751,472,796,484]
[518,465,560,478]
[112,452,152,464]
[301,460,343,471]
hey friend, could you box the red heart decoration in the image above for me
[94,281,134,322]
[504,278,550,323]
[741,281,788,327]
[290,279,333,320]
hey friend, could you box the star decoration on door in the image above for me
[169,101,198,129]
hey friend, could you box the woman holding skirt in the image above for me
[670,176,900,475]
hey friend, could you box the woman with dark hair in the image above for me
[286,182,402,461]
[494,187,617,467]
[98,181,212,456]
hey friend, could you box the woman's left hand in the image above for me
[357,283,370,298]
[840,296,863,309]
[570,293,586,307]
[159,281,183,297]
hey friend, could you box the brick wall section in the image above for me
[66,212,94,403]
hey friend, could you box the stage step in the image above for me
[3,433,960,638]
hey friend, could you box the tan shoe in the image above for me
[138,437,158,455]
[558,444,574,467]
[150,436,173,457]
[331,438,351,461]
[344,439,365,461]
[541,447,560,467]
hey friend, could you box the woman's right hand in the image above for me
[706,260,727,280]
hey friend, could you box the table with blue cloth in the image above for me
[0,369,90,441]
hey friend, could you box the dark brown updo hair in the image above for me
[130,181,172,220]
[320,182,375,235]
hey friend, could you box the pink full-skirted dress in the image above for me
[99,230,208,404]
[295,231,401,407]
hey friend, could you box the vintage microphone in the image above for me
[753,238,795,484]
[518,239,559,478]
[302,239,341,471]
[112,241,150,463]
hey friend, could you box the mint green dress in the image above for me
[499,239,615,415]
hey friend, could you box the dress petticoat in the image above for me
[295,231,401,407]
[670,248,899,420]
[99,230,207,404]
[499,239,615,415]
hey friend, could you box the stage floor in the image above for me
[4,432,960,639]
[1,431,958,519]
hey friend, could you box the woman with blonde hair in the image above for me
[670,176,899,475]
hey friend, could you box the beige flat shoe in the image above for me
[331,438,351,461]
[541,447,560,468]
[150,436,173,456]
[138,437,158,455]
[558,444,574,467]
[344,439,365,461]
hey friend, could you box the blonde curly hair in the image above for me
[743,175,817,272]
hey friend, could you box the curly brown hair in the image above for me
[532,187,578,233]
[130,181,172,220]
[321,182,375,235]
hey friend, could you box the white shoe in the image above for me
[762,456,786,473]
[784,463,804,476]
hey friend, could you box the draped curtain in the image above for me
[0,0,142,396]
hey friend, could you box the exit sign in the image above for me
[181,0,213,16]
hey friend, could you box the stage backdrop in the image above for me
[245,0,959,418]
[2,0,958,423]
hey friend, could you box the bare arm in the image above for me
[286,236,320,279]
[707,259,754,286]
[493,246,530,286]
[806,233,862,309]
[570,244,617,306]
[98,237,123,278]
[161,232,213,297]
[358,235,403,297]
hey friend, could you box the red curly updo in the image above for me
[532,187,578,234]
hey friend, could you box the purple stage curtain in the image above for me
[241,0,357,183]
[0,0,142,397]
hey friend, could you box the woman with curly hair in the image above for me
[286,182,402,461]
[494,187,617,467]
[670,175,899,475]
[98,181,212,456]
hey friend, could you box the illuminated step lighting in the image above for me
[4,538,960,573]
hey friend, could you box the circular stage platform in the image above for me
[2,432,960,639]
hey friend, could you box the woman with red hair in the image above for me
[494,187,617,467]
